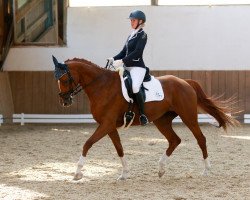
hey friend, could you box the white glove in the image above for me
[113,59,124,68]
[107,57,114,63]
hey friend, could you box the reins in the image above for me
[59,64,104,99]
[66,69,82,97]
[105,60,116,70]
[71,84,82,97]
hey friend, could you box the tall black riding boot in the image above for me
[135,91,149,126]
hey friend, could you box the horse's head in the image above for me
[52,56,80,107]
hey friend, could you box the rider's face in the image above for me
[130,19,141,29]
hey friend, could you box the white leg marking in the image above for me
[73,155,85,180]
[202,158,211,176]
[117,157,129,180]
[158,153,168,178]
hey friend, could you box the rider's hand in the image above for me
[107,57,114,63]
[113,59,123,68]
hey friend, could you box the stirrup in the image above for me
[139,114,149,126]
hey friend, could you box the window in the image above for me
[14,0,67,45]
[17,0,29,9]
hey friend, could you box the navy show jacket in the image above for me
[114,28,147,68]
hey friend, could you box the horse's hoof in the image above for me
[202,159,211,176]
[117,173,128,181]
[117,176,127,181]
[158,170,165,178]
[73,172,83,180]
[202,169,209,176]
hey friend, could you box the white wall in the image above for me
[3,5,250,71]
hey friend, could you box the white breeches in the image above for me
[125,67,146,93]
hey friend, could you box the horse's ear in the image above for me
[52,55,58,67]
[53,55,63,80]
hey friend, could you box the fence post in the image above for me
[21,113,24,125]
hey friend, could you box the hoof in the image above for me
[158,170,165,178]
[202,158,211,176]
[117,172,128,181]
[202,169,209,176]
[117,175,127,181]
[73,172,83,180]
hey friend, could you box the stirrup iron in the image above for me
[139,114,149,126]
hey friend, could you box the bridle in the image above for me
[59,65,104,100]
[58,68,82,100]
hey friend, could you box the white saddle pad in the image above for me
[119,71,164,103]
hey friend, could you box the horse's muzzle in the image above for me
[59,90,74,107]
[59,97,73,107]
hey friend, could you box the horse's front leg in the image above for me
[108,130,128,180]
[74,124,113,180]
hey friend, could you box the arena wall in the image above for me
[7,70,250,121]
[0,72,14,121]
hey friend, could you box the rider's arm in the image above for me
[113,44,127,60]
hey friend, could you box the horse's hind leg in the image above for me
[179,113,211,175]
[153,112,181,177]
[108,130,128,180]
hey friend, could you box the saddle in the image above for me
[117,67,163,129]
[123,68,151,102]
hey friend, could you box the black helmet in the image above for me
[129,10,146,23]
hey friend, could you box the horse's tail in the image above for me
[185,79,240,130]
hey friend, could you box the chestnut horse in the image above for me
[52,56,239,180]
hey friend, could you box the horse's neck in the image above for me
[77,63,115,100]
[78,63,102,84]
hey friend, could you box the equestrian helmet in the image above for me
[129,10,146,23]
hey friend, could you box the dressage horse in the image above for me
[52,56,239,180]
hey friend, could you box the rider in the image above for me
[107,10,149,126]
